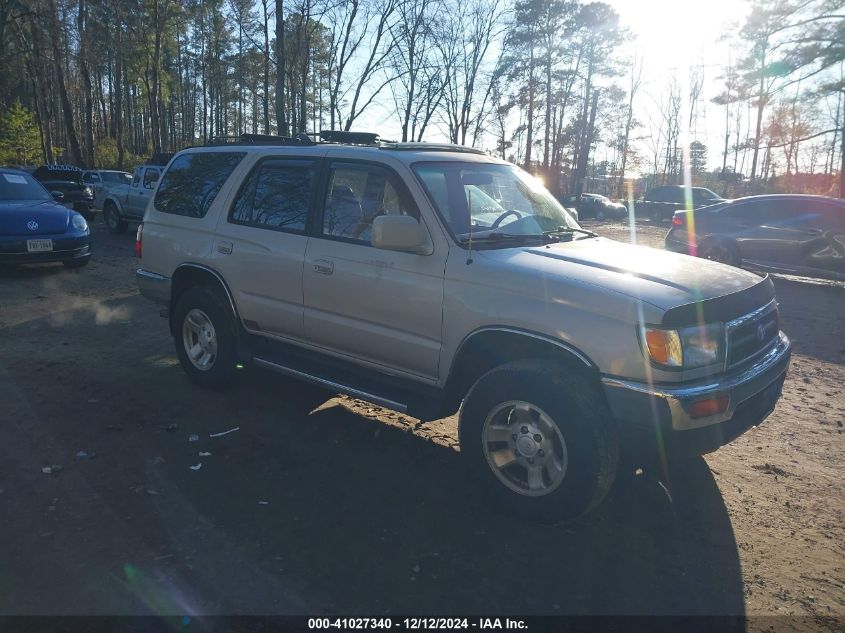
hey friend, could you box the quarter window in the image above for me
[143,168,160,189]
[322,164,418,244]
[229,159,314,232]
[154,152,245,218]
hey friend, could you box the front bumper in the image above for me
[0,235,91,264]
[602,332,791,456]
[136,268,171,306]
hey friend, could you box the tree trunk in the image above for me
[47,0,83,166]
[749,48,767,182]
[275,0,288,136]
[574,89,599,196]
[523,34,535,170]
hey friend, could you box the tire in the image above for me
[103,202,128,235]
[63,257,90,269]
[173,285,239,390]
[700,238,740,267]
[459,360,619,523]
[595,209,606,221]
[650,208,663,223]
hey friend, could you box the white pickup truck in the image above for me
[101,163,163,234]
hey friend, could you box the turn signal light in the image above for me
[672,214,684,226]
[688,395,729,419]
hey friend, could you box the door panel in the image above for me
[731,200,803,268]
[302,161,446,381]
[212,158,316,339]
[799,201,845,276]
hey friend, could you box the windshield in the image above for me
[413,162,579,242]
[0,172,51,202]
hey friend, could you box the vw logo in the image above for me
[26,220,39,231]
[756,323,767,342]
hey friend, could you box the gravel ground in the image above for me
[0,217,842,629]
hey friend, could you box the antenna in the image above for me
[466,188,474,265]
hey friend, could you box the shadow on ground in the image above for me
[0,297,744,616]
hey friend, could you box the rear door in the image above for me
[729,199,804,269]
[798,199,845,277]
[302,158,446,381]
[212,156,317,340]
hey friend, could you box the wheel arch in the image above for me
[169,263,240,336]
[441,327,601,417]
[102,196,122,213]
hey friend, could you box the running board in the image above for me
[253,357,409,413]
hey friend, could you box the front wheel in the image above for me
[459,360,619,523]
[103,203,128,235]
[173,286,239,390]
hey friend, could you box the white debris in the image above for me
[189,463,203,471]
[209,427,240,438]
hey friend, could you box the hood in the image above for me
[0,200,71,236]
[481,237,768,316]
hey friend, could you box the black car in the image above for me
[560,193,627,220]
[638,185,727,221]
[665,194,845,280]
[0,168,92,268]
[32,164,96,221]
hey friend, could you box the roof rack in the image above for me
[205,133,316,147]
[378,141,486,155]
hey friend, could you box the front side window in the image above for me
[322,164,418,244]
[413,162,578,241]
[230,159,314,232]
[155,152,245,218]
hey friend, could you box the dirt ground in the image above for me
[0,217,843,627]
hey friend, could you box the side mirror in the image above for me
[372,215,431,254]
[51,191,64,201]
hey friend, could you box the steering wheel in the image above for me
[491,209,523,228]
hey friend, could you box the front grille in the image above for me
[726,306,779,367]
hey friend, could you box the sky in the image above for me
[604,0,753,173]
[357,0,754,172]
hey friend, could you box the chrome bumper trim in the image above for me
[602,332,791,431]
[136,268,171,306]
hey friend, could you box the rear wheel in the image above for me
[103,203,128,235]
[173,285,239,390]
[595,208,606,221]
[700,238,740,267]
[459,360,619,523]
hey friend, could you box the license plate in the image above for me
[27,239,53,253]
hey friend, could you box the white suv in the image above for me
[136,133,791,522]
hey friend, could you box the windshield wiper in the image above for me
[458,231,546,243]
[543,226,599,239]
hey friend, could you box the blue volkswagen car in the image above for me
[0,168,91,268]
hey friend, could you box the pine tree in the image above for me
[0,100,42,166]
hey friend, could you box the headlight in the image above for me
[83,186,94,197]
[72,214,88,232]
[643,323,724,369]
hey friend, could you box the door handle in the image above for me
[313,259,334,275]
[216,241,233,255]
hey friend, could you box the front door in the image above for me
[302,160,446,382]
[127,167,159,218]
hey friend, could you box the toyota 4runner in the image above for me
[136,132,791,522]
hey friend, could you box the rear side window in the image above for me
[154,152,245,218]
[143,168,160,189]
[229,159,315,233]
